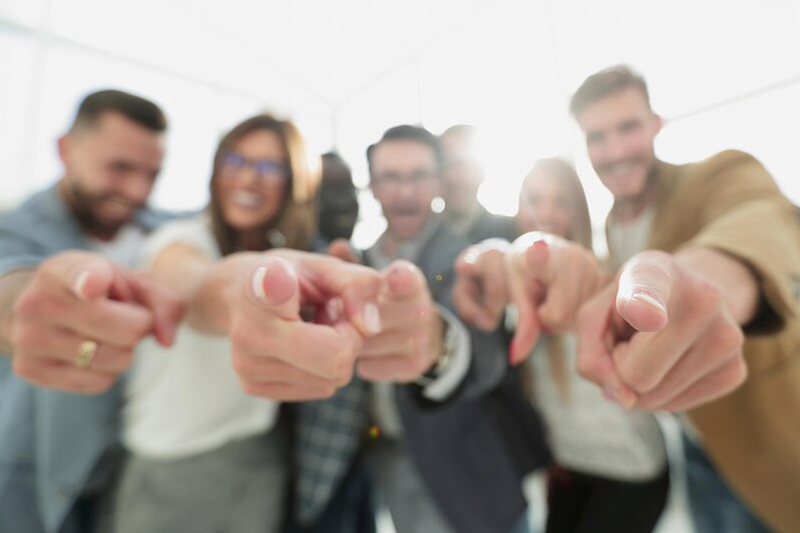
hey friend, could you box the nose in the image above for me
[122,173,155,205]
[604,131,631,163]
[396,180,418,199]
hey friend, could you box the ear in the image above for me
[57,135,70,165]
[653,113,664,134]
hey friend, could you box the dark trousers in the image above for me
[545,465,669,533]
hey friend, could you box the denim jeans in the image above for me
[682,434,773,533]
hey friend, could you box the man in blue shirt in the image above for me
[0,89,186,533]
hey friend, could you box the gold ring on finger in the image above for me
[75,340,99,368]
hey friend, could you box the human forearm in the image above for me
[178,252,262,335]
[676,247,760,325]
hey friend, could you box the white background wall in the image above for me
[2,0,799,255]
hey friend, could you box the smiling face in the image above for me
[575,86,662,203]
[517,168,573,239]
[214,128,289,232]
[59,111,164,238]
[370,139,441,241]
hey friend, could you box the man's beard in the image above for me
[66,182,144,239]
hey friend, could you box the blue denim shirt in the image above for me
[0,185,172,533]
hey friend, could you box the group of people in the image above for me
[0,65,798,533]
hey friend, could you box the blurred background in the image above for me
[2,0,800,254]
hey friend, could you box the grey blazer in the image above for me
[390,222,550,533]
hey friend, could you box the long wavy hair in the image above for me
[208,114,319,255]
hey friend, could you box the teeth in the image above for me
[231,191,262,207]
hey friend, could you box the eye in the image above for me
[619,120,641,134]
[586,131,604,145]
[108,160,135,174]
[221,152,246,169]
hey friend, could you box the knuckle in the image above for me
[730,354,748,387]
[335,366,354,386]
[109,349,135,372]
[239,378,261,397]
[12,323,45,351]
[685,279,723,315]
[317,386,338,400]
[616,359,657,393]
[636,394,660,411]
[231,351,258,378]
[575,352,593,379]
[709,322,744,354]
[13,292,50,321]
[12,354,40,380]
[230,324,260,355]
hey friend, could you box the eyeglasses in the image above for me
[219,152,289,186]
[371,170,437,189]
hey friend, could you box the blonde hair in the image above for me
[521,158,593,404]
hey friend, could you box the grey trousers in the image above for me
[112,427,289,533]
[368,438,457,533]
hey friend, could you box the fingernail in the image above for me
[363,302,382,334]
[252,266,267,302]
[631,292,667,315]
[73,271,90,300]
[326,298,341,322]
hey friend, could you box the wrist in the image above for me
[415,314,452,386]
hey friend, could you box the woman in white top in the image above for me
[113,114,318,533]
[516,159,669,533]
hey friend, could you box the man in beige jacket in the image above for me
[454,65,800,533]
[569,65,800,533]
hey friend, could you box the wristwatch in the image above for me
[414,318,456,387]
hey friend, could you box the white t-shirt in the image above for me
[89,225,146,269]
[529,333,667,481]
[122,215,279,459]
[608,205,703,443]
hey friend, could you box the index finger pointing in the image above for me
[616,251,673,332]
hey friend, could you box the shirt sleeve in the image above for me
[421,304,472,401]
[0,216,46,277]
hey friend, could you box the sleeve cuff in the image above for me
[421,304,472,401]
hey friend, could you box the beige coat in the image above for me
[628,150,800,533]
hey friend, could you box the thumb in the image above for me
[384,260,427,301]
[43,252,116,301]
[616,251,672,332]
[249,257,301,321]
